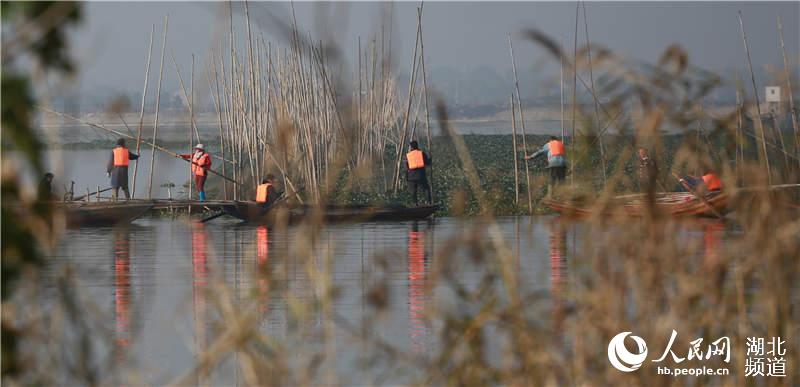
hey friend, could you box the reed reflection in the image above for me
[113,227,132,363]
[407,221,430,354]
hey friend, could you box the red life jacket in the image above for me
[192,152,211,176]
[703,172,722,191]
[549,140,565,157]
[407,150,425,170]
[256,183,272,203]
[113,147,130,166]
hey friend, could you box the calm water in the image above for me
[38,215,729,384]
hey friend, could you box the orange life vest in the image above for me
[406,150,425,170]
[256,183,272,203]
[113,147,130,166]
[192,152,211,176]
[703,172,722,191]
[549,140,565,157]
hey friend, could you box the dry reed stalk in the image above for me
[510,95,520,205]
[777,16,800,170]
[738,11,772,184]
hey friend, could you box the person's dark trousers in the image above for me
[408,177,432,206]
[112,187,130,201]
[194,175,207,201]
[548,166,567,196]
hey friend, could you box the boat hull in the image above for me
[542,192,729,218]
[62,202,154,227]
[222,202,439,225]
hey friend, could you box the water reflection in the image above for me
[191,223,209,360]
[407,222,429,354]
[549,219,569,330]
[256,226,270,315]
[113,227,132,363]
[43,216,746,384]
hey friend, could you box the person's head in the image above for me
[409,140,419,150]
[549,135,558,141]
[44,173,54,182]
[638,147,649,158]
[262,174,275,184]
[194,143,205,152]
[116,138,126,147]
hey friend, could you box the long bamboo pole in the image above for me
[189,54,195,204]
[582,2,607,185]
[510,94,520,205]
[738,11,771,184]
[418,6,434,204]
[41,108,241,185]
[392,6,422,194]
[149,15,168,198]
[777,16,800,171]
[131,24,154,199]
[508,34,533,212]
[570,2,579,187]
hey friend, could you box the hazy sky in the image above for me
[67,1,799,96]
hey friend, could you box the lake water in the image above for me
[38,215,729,384]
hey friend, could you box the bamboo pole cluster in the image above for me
[205,3,402,202]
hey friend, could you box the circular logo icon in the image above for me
[608,332,648,372]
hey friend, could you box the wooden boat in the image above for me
[61,202,154,227]
[542,192,729,218]
[221,202,439,225]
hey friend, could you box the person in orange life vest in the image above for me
[700,170,722,194]
[106,138,140,201]
[178,143,212,201]
[525,136,567,193]
[683,169,722,195]
[255,174,279,207]
[404,140,432,206]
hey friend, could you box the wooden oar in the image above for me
[39,107,241,185]
[671,172,725,220]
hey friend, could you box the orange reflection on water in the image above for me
[256,226,270,314]
[549,221,568,330]
[113,228,132,362]
[408,225,427,354]
[191,222,209,354]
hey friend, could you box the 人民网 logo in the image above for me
[608,332,649,372]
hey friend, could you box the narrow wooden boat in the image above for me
[221,202,439,225]
[61,202,154,227]
[542,192,729,218]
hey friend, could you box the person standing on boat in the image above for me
[178,144,212,201]
[38,172,56,201]
[107,138,139,201]
[525,136,567,195]
[637,147,660,193]
[256,174,279,207]
[405,140,433,206]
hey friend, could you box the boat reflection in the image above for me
[407,221,429,354]
[113,227,132,363]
